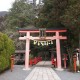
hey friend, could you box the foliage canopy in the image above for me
[5,0,35,30]
[36,0,68,28]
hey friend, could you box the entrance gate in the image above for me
[19,28,67,70]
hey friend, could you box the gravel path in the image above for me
[0,65,33,80]
[55,69,80,80]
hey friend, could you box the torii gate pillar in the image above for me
[23,32,30,70]
[56,32,62,70]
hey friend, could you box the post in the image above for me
[56,32,62,70]
[63,54,68,68]
[24,32,30,70]
[73,55,77,72]
[10,55,14,72]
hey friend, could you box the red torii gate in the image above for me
[19,28,67,70]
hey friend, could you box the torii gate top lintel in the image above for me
[18,28,67,33]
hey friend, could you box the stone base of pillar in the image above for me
[55,68,64,71]
[23,68,31,70]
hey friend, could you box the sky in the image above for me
[0,0,15,11]
[0,0,39,11]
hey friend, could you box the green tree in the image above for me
[0,32,15,72]
[61,0,80,48]
[36,0,68,28]
[58,0,80,67]
[5,0,35,30]
[2,0,36,50]
[0,16,6,31]
[36,0,80,48]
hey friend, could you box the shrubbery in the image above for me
[0,32,15,72]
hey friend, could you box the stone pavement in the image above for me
[25,61,60,80]
[36,61,54,67]
[25,67,61,80]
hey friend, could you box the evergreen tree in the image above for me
[61,0,80,48]
[36,0,68,28]
[5,0,35,30]
[0,32,15,72]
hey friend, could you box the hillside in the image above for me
[0,11,8,16]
